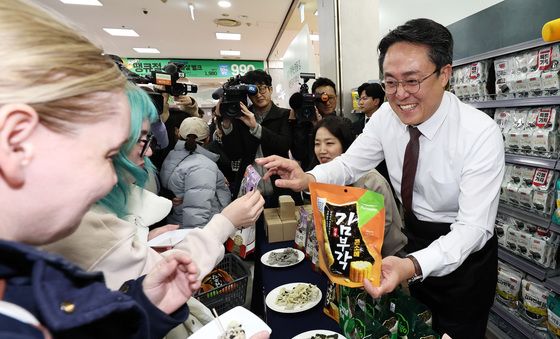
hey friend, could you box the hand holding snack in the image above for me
[362,256,416,298]
[255,155,315,192]
[142,252,200,314]
[222,189,265,229]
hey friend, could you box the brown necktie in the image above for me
[401,126,422,216]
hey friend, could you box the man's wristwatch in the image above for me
[406,255,423,284]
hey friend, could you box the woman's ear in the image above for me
[0,104,39,188]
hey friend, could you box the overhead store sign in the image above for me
[122,58,264,78]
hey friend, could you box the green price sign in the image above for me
[122,58,264,78]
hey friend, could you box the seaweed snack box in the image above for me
[310,183,385,288]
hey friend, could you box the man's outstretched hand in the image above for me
[255,155,315,192]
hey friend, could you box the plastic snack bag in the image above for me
[310,182,385,287]
[225,165,261,258]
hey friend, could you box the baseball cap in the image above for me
[178,117,209,142]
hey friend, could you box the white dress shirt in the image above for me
[309,91,505,278]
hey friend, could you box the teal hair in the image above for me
[97,83,158,218]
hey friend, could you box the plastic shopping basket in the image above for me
[196,253,250,314]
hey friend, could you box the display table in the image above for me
[253,220,342,339]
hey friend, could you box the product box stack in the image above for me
[324,286,438,339]
[264,195,298,243]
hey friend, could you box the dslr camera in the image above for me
[289,72,328,122]
[212,75,258,118]
[151,63,198,97]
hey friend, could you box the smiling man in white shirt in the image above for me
[257,18,504,339]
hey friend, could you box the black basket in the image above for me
[196,253,249,314]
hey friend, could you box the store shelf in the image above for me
[491,301,547,339]
[498,204,551,229]
[551,222,560,234]
[466,96,560,109]
[504,154,558,170]
[545,275,560,295]
[498,248,548,280]
[453,38,549,67]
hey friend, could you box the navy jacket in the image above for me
[0,240,188,339]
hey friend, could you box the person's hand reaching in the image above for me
[255,155,315,192]
[221,189,265,229]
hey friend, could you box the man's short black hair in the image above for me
[378,18,453,75]
[357,82,384,107]
[242,69,272,86]
[312,77,336,94]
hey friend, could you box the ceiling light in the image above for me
[59,0,103,5]
[189,3,195,21]
[220,50,240,56]
[299,3,305,23]
[310,34,319,41]
[103,28,139,37]
[216,32,241,40]
[218,1,231,8]
[133,48,160,54]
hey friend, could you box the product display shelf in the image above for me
[545,275,560,295]
[498,203,551,229]
[504,153,558,170]
[491,301,548,339]
[468,96,560,109]
[488,311,528,339]
[498,248,549,280]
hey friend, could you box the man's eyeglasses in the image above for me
[316,93,336,103]
[256,85,271,94]
[139,132,153,158]
[381,69,439,95]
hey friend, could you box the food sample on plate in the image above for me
[275,283,319,310]
[307,334,338,339]
[267,248,299,266]
[218,321,246,339]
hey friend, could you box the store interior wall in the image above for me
[448,0,560,60]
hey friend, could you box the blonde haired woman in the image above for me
[0,1,199,337]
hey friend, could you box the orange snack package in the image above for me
[310,182,385,287]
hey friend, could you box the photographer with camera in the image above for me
[216,70,300,207]
[288,73,322,171]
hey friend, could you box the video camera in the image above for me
[212,75,258,118]
[151,63,198,97]
[289,72,329,122]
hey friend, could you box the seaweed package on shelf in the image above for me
[520,278,550,329]
[310,183,385,288]
[552,178,560,225]
[547,292,560,338]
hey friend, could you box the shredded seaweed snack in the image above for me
[310,183,385,287]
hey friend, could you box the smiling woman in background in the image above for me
[0,0,201,337]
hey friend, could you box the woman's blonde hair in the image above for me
[0,0,126,132]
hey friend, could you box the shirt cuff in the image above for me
[409,247,439,281]
[249,123,262,139]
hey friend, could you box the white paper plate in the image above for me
[188,306,271,339]
[260,248,305,268]
[291,329,347,339]
[147,229,192,247]
[265,282,322,314]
